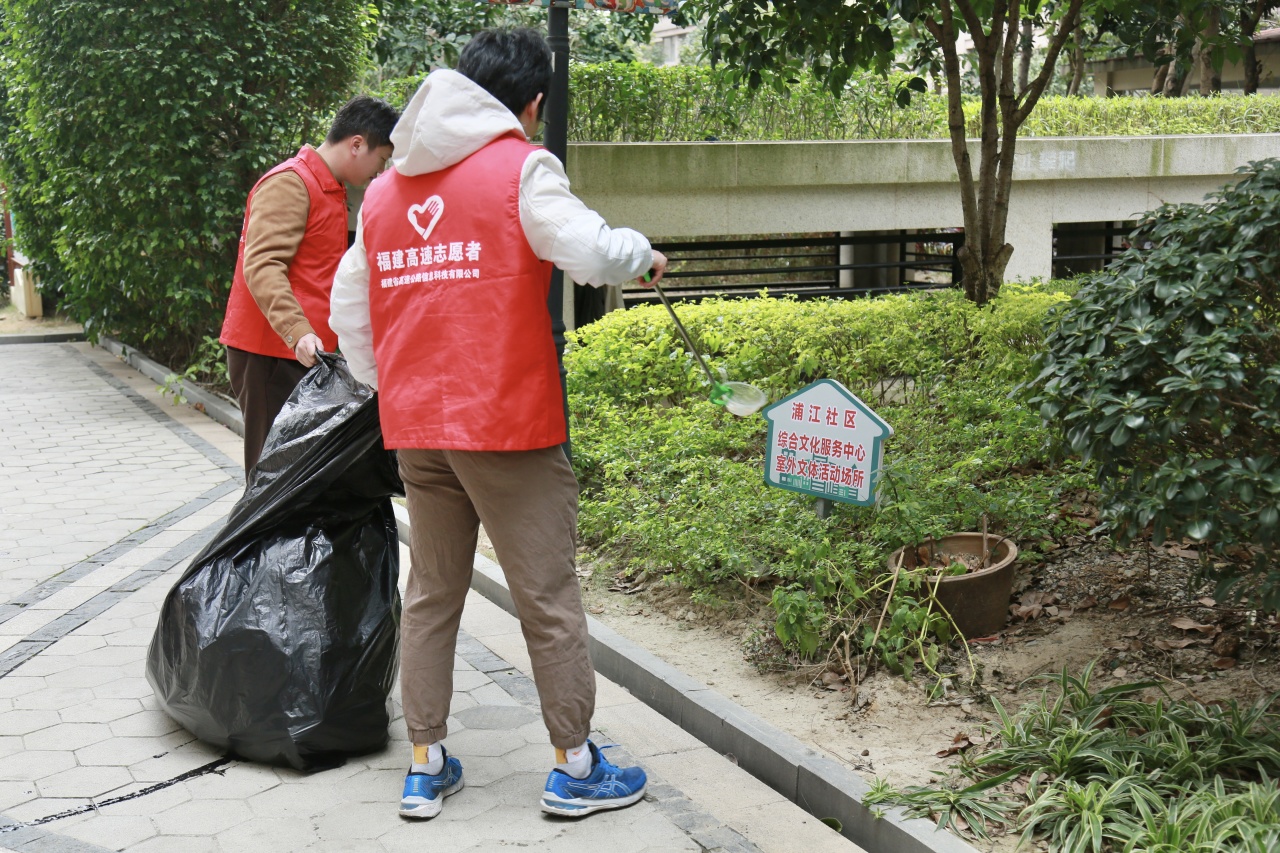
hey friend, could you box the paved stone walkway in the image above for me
[0,343,858,853]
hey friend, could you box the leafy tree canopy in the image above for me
[370,0,655,80]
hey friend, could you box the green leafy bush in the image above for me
[567,284,1091,673]
[1029,159,1280,606]
[0,1,375,366]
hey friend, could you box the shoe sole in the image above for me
[399,777,464,820]
[540,785,646,818]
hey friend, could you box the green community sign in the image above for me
[762,379,893,507]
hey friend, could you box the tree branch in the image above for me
[992,0,1022,248]
[926,5,979,237]
[1015,0,1084,125]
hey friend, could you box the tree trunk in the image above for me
[1151,56,1169,95]
[1017,18,1033,96]
[1243,42,1260,94]
[1163,15,1192,96]
[1164,57,1190,96]
[929,0,1082,306]
[1067,36,1084,95]
[1198,7,1221,95]
[1241,1,1266,95]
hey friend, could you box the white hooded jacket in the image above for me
[329,69,653,389]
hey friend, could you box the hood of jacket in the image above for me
[389,68,528,178]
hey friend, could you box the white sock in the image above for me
[555,742,592,779]
[411,742,444,775]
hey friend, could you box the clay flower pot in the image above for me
[888,533,1018,640]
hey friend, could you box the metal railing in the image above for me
[627,230,965,306]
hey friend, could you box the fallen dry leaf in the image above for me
[1011,604,1042,621]
[936,732,973,757]
[1122,628,1141,638]
[1170,616,1217,633]
[1113,667,1128,678]
[1108,596,1131,611]
[1198,597,1217,607]
[1154,638,1198,651]
[1077,595,1099,610]
[1212,657,1238,670]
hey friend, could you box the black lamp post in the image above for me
[542,2,573,456]
[488,0,678,457]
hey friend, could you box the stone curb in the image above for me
[90,337,974,853]
[98,337,245,437]
[0,331,85,344]
[391,502,978,853]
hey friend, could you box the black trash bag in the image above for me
[146,353,404,771]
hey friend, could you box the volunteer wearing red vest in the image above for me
[330,29,668,822]
[219,95,398,473]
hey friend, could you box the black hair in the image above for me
[326,95,400,149]
[456,28,552,121]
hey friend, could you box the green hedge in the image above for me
[566,63,1280,142]
[0,1,374,366]
[566,284,1092,672]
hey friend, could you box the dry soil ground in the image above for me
[478,529,1280,853]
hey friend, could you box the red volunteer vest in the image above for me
[219,146,346,359]
[361,135,558,450]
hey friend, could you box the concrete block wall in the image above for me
[566,133,1280,285]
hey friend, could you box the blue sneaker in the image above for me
[541,741,647,817]
[399,750,464,819]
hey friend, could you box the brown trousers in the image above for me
[226,346,307,473]
[397,446,594,749]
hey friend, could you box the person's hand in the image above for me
[638,250,668,288]
[294,333,323,367]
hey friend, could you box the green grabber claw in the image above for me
[649,275,768,417]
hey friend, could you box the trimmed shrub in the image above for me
[1029,159,1280,605]
[565,63,1280,142]
[0,1,375,365]
[567,285,1090,672]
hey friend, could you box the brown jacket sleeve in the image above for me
[242,171,315,349]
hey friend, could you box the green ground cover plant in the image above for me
[865,663,1280,852]
[566,283,1092,678]
[1028,159,1280,608]
[566,63,1280,143]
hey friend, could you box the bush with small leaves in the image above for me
[1029,159,1280,606]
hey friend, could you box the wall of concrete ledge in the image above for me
[565,133,1280,293]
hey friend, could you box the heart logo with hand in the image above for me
[407,195,444,241]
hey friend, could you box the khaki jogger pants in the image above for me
[397,446,595,750]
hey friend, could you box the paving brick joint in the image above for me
[0,342,863,853]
